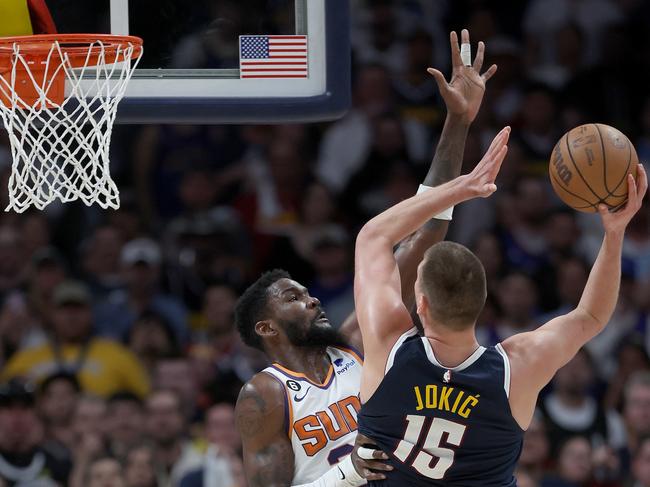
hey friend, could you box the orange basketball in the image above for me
[549,123,638,212]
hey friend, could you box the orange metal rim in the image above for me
[0,34,143,62]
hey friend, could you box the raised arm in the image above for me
[355,128,510,400]
[340,29,497,350]
[503,165,648,428]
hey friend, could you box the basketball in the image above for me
[549,123,638,212]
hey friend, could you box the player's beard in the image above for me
[282,316,348,349]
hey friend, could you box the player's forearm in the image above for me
[358,177,468,248]
[424,113,470,187]
[576,230,624,329]
[396,114,470,307]
[246,447,295,487]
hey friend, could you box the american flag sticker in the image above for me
[239,35,308,78]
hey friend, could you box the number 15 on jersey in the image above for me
[393,416,466,480]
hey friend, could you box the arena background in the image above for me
[0,0,649,486]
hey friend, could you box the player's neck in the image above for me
[269,346,331,383]
[422,323,480,368]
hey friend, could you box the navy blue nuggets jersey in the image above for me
[358,328,524,486]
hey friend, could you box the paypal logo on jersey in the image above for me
[334,358,355,375]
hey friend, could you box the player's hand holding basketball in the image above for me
[427,29,497,123]
[462,126,510,199]
[599,164,647,236]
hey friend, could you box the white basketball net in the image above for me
[0,39,142,212]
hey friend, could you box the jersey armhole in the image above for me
[262,371,294,440]
[385,327,419,375]
[495,343,511,398]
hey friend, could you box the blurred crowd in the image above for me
[0,0,650,486]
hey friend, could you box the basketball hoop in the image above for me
[0,34,143,212]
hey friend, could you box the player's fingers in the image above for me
[484,127,510,159]
[362,460,393,472]
[637,164,648,198]
[450,31,462,67]
[372,449,389,460]
[482,64,498,82]
[473,41,484,71]
[598,204,609,215]
[426,68,448,93]
[483,183,497,196]
[357,446,386,460]
[460,29,471,66]
[489,145,508,179]
[620,174,637,214]
[461,28,470,45]
[363,469,386,481]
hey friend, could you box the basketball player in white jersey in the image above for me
[234,30,498,487]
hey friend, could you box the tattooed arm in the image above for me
[340,29,497,350]
[237,373,295,487]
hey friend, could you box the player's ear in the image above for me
[416,293,428,317]
[255,319,278,338]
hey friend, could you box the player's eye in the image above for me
[289,295,298,301]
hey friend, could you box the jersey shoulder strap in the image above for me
[385,327,419,374]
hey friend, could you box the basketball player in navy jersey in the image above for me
[353,127,648,485]
[235,30,498,487]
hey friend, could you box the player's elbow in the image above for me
[574,306,608,328]
[356,223,390,252]
[571,307,609,339]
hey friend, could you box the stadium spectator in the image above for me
[539,349,625,454]
[631,436,650,487]
[520,413,551,483]
[2,281,150,398]
[620,372,650,470]
[37,371,80,451]
[86,456,126,487]
[105,392,146,459]
[0,380,71,485]
[81,225,126,298]
[178,403,244,487]
[124,444,158,487]
[95,238,188,345]
[127,312,179,373]
[145,390,203,486]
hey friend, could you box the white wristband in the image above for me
[292,454,365,487]
[416,184,454,220]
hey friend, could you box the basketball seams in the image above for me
[551,124,634,212]
[565,128,604,201]
[594,124,612,195]
[549,171,597,211]
[608,137,632,198]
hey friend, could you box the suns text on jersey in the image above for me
[413,385,479,418]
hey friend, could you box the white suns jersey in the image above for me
[262,346,363,485]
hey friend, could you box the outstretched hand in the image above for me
[464,126,510,198]
[427,29,497,123]
[599,164,647,235]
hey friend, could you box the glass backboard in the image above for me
[45,0,350,123]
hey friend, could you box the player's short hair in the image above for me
[235,269,291,351]
[419,242,486,330]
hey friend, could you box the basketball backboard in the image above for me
[45,0,350,123]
